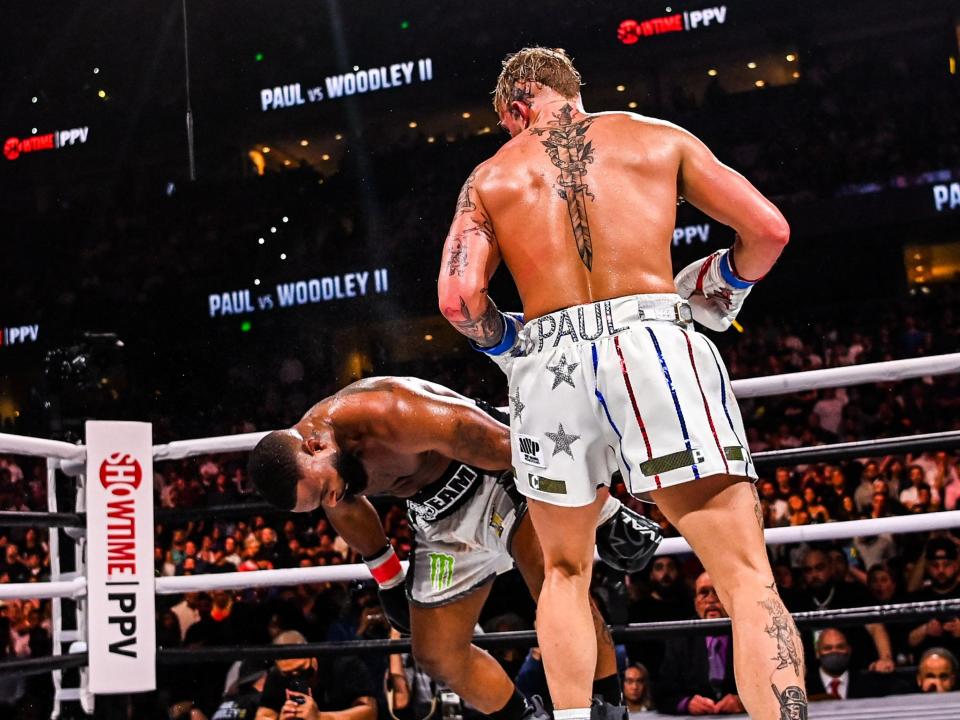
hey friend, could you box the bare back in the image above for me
[478,108,681,319]
[294,376,511,498]
[439,97,787,344]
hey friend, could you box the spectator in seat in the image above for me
[623,663,655,713]
[211,659,269,720]
[907,538,960,660]
[854,461,882,512]
[758,480,790,527]
[655,572,743,715]
[255,630,376,720]
[790,548,895,673]
[901,465,940,510]
[626,556,692,681]
[806,628,887,700]
[916,647,958,693]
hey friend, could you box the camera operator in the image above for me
[255,630,376,720]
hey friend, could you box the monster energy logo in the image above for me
[428,552,455,592]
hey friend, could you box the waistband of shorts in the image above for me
[521,294,693,352]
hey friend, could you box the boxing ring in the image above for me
[1,352,960,718]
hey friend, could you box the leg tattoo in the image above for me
[771,684,808,720]
[751,483,764,532]
[759,597,804,677]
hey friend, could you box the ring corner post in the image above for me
[83,421,157,696]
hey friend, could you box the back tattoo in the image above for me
[531,104,597,270]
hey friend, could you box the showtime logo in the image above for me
[3,126,89,160]
[99,453,143,495]
[617,6,728,44]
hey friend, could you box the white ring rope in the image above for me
[0,354,956,463]
[0,576,86,601]
[150,353,960,460]
[729,352,960,399]
[0,434,84,463]
[0,351,959,603]
[152,431,268,463]
[8,510,957,601]
[152,509,960,594]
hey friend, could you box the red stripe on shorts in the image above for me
[614,335,660,488]
[683,330,728,474]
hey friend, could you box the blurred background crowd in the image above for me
[3,0,960,718]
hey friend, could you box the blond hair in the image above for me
[493,47,582,113]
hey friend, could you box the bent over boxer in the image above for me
[247,376,660,720]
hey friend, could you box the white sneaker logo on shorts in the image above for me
[517,435,546,467]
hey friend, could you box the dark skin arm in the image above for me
[382,388,511,471]
[324,496,390,558]
[330,383,512,472]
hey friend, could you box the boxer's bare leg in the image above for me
[410,581,515,713]
[652,473,808,719]
[511,512,618,681]
[525,494,606,710]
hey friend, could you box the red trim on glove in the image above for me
[695,254,715,293]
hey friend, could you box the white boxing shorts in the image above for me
[405,463,525,607]
[509,293,757,507]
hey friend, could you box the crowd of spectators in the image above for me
[2,20,960,720]
[3,31,958,438]
[2,293,960,717]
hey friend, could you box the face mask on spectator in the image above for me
[819,652,851,675]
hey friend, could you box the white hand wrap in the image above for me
[673,248,756,332]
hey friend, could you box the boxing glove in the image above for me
[674,247,756,332]
[363,545,410,634]
[596,501,662,574]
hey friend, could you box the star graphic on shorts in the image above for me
[545,422,581,459]
[546,354,579,390]
[510,387,525,421]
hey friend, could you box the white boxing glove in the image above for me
[470,311,526,379]
[674,248,757,332]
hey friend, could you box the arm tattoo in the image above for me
[445,235,468,277]
[451,295,504,347]
[771,684,807,720]
[759,596,804,677]
[444,215,496,277]
[455,169,478,215]
[472,212,496,245]
[530,103,597,270]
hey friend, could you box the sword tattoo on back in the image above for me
[531,104,597,270]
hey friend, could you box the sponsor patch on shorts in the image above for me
[517,434,545,467]
[489,510,505,537]
[529,473,567,495]
[428,552,455,592]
